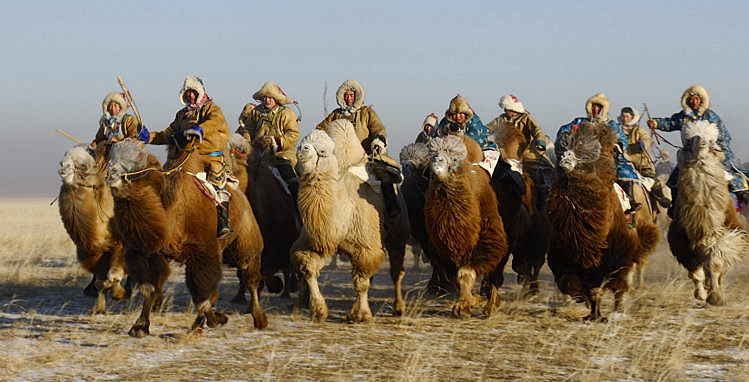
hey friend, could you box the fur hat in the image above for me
[423,113,438,128]
[499,94,525,114]
[102,92,128,116]
[681,84,710,116]
[336,79,365,109]
[445,95,474,122]
[178,76,207,106]
[253,81,294,105]
[617,107,641,126]
[585,93,610,123]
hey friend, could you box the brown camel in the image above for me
[668,120,748,306]
[291,120,409,323]
[547,122,657,321]
[58,144,127,314]
[106,138,267,336]
[424,135,509,318]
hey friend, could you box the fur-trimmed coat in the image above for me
[237,104,299,166]
[487,112,547,165]
[151,102,230,157]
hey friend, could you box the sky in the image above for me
[2,0,749,197]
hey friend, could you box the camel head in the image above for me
[59,145,99,186]
[400,142,430,179]
[558,122,604,172]
[428,135,469,180]
[107,139,156,189]
[297,130,338,177]
[227,133,251,160]
[681,120,723,163]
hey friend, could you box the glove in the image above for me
[137,125,150,143]
[535,139,546,152]
[371,136,387,155]
[636,140,646,153]
[184,125,204,143]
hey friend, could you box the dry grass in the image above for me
[1,198,748,381]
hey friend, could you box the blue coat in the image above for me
[556,117,639,181]
[435,114,497,150]
[654,109,745,191]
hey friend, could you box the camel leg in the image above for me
[387,248,406,316]
[186,253,227,333]
[108,265,127,300]
[584,287,607,323]
[280,267,299,298]
[240,263,268,329]
[230,268,248,304]
[452,267,480,319]
[294,250,328,321]
[427,262,454,296]
[83,274,98,298]
[706,261,727,306]
[91,278,108,315]
[126,250,170,337]
[348,273,373,323]
[689,266,708,302]
[482,282,500,317]
[636,259,648,289]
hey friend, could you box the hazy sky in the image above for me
[3,0,749,197]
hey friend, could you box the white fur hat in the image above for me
[253,81,294,105]
[499,94,525,114]
[102,92,128,115]
[422,113,438,128]
[178,76,206,105]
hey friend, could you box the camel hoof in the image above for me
[706,292,726,306]
[583,314,608,323]
[128,325,150,337]
[208,311,228,328]
[451,304,472,319]
[253,312,269,329]
[392,304,405,317]
[694,289,708,301]
[83,280,98,298]
[89,308,107,315]
[347,312,373,323]
[312,306,329,322]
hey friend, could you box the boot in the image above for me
[651,184,672,209]
[623,181,642,213]
[217,201,232,239]
[382,180,401,220]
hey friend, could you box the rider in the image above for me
[647,85,748,214]
[91,92,149,161]
[236,81,300,197]
[618,106,671,208]
[147,76,233,238]
[317,79,402,219]
[487,94,552,212]
[557,93,641,213]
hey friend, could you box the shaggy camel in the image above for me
[628,180,661,289]
[399,142,453,294]
[489,124,551,296]
[106,139,267,336]
[668,120,748,306]
[424,135,509,318]
[547,122,658,321]
[58,145,127,314]
[291,120,409,323]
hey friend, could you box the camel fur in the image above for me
[399,142,454,294]
[668,120,748,306]
[58,144,127,314]
[489,124,551,296]
[291,119,409,322]
[106,139,267,336]
[547,122,651,321]
[424,135,509,318]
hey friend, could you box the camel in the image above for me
[424,135,509,318]
[489,124,551,296]
[547,122,658,321]
[291,119,409,323]
[58,144,127,314]
[668,120,748,306]
[224,134,301,301]
[399,142,454,294]
[628,180,661,289]
[106,138,267,336]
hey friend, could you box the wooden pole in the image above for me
[56,128,82,144]
[118,76,142,125]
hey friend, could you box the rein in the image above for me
[121,142,197,183]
